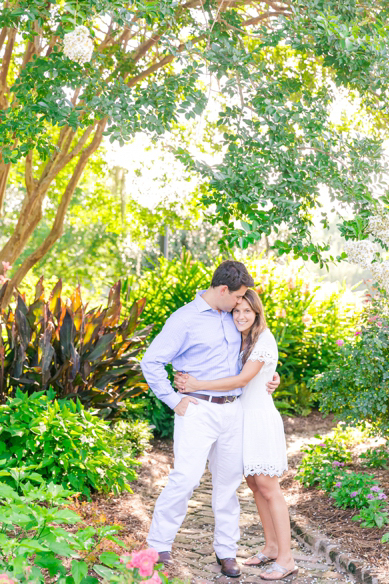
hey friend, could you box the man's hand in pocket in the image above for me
[174,396,199,416]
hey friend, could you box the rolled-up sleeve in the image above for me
[141,312,188,410]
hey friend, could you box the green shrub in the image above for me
[352,489,389,528]
[360,445,389,469]
[123,392,175,438]
[113,419,153,458]
[125,253,359,435]
[331,473,379,509]
[0,481,180,583]
[0,479,125,583]
[0,279,152,419]
[0,390,139,497]
[296,435,352,490]
[312,297,389,437]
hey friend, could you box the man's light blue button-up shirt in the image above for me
[140,291,242,410]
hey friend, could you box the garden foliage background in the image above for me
[0,0,389,580]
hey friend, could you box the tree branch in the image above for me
[0,28,16,96]
[0,28,8,53]
[127,34,207,87]
[0,163,11,217]
[25,150,35,196]
[1,119,108,307]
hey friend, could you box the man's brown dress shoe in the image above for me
[157,551,172,566]
[216,555,241,578]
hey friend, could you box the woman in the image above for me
[175,289,297,581]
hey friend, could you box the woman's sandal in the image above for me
[243,551,274,566]
[260,562,299,581]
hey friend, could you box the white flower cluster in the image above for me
[344,212,389,293]
[371,260,389,292]
[368,213,389,246]
[63,26,93,65]
[344,239,377,270]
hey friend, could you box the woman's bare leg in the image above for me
[253,474,295,578]
[243,475,278,564]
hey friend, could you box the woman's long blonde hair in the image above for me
[240,289,267,365]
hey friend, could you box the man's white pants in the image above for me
[147,398,244,559]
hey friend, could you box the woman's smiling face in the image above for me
[232,298,256,334]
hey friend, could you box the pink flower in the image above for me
[335,482,342,487]
[367,494,374,499]
[350,491,358,498]
[335,340,344,346]
[0,576,16,584]
[378,493,387,500]
[319,443,326,447]
[140,572,162,584]
[354,331,362,336]
[130,549,159,578]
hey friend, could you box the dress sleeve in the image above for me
[247,331,277,366]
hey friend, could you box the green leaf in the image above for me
[35,552,67,577]
[92,565,116,579]
[382,532,389,544]
[99,551,120,568]
[71,559,88,584]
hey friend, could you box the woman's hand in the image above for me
[266,371,280,394]
[174,372,200,393]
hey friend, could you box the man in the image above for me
[141,260,280,577]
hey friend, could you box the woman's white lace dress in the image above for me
[240,328,288,478]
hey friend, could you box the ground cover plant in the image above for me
[0,278,151,419]
[296,426,389,541]
[0,390,145,497]
[125,254,360,435]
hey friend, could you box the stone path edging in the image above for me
[290,511,381,584]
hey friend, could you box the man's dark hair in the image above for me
[211,260,254,291]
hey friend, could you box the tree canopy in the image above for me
[0,0,389,302]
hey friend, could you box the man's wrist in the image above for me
[166,392,183,410]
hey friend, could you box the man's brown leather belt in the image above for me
[185,392,238,404]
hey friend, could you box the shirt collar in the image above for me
[194,290,229,317]
[194,290,214,312]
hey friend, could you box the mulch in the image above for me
[79,412,389,582]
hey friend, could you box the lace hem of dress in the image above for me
[244,464,287,478]
[247,348,277,366]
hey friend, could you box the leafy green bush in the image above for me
[296,428,388,526]
[0,279,151,419]
[352,489,389,528]
[313,298,389,437]
[0,390,140,497]
[123,392,175,438]
[296,435,351,490]
[360,445,389,469]
[0,481,180,583]
[0,479,125,583]
[331,473,379,509]
[113,419,153,458]
[124,253,360,434]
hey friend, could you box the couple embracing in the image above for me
[141,261,298,581]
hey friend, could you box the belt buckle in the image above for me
[225,396,236,404]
